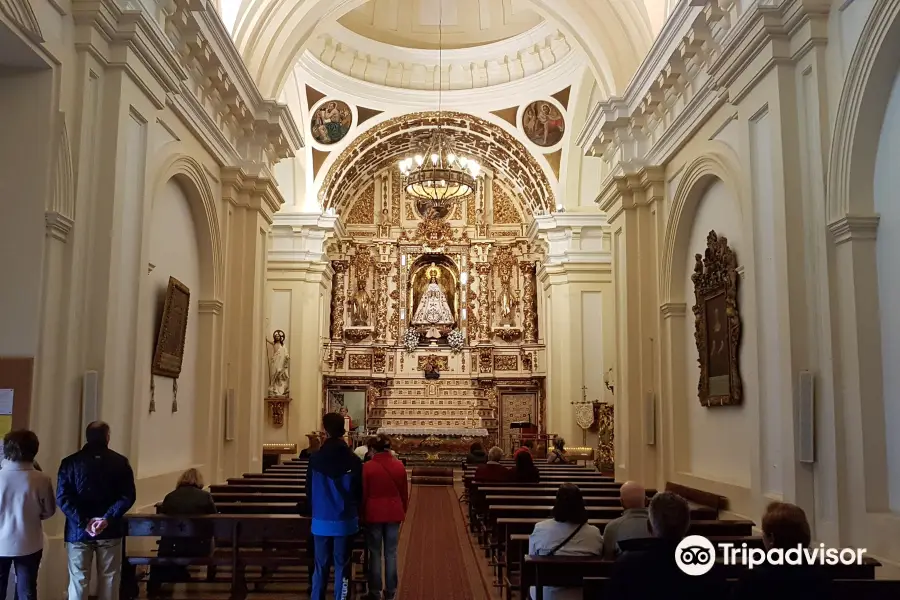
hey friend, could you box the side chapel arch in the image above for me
[660,148,747,305]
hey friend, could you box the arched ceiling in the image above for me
[337,0,543,50]
[320,111,555,215]
[232,0,656,99]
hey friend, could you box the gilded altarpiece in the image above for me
[321,166,547,457]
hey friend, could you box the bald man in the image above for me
[602,481,650,558]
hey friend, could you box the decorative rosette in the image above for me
[403,328,421,353]
[447,328,465,353]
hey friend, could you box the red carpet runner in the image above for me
[395,486,492,600]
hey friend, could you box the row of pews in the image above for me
[120,457,370,599]
[463,461,900,600]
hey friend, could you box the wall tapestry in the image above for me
[692,230,743,407]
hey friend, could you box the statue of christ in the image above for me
[412,264,455,326]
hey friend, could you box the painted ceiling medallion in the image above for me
[522,101,565,148]
[311,100,352,145]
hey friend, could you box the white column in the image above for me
[267,213,342,447]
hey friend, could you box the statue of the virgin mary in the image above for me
[412,264,455,327]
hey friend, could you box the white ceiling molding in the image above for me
[296,46,584,113]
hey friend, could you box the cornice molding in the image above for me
[597,165,666,214]
[269,212,344,263]
[828,214,880,245]
[306,21,574,92]
[297,45,583,111]
[72,0,301,169]
[527,213,612,267]
[579,0,831,189]
[1,0,43,43]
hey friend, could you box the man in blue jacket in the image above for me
[57,421,136,600]
[306,412,362,600]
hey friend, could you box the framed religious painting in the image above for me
[151,277,191,378]
[691,231,743,407]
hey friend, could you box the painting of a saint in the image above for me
[311,100,352,145]
[522,101,565,147]
[705,293,730,397]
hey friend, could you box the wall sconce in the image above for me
[604,368,615,395]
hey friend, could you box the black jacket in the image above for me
[731,563,833,600]
[57,443,136,543]
[607,538,727,598]
[158,485,217,556]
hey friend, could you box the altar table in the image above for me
[377,427,488,461]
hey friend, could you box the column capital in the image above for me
[597,166,666,220]
[828,214,879,245]
[45,210,74,242]
[221,165,284,224]
[527,213,611,266]
[660,302,687,319]
[270,212,344,263]
[198,300,224,315]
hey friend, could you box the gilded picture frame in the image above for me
[151,277,191,379]
[692,231,743,407]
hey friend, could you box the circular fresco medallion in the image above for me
[311,100,353,145]
[522,100,565,148]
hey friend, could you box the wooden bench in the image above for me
[523,556,881,600]
[583,577,900,600]
[212,484,303,494]
[121,514,315,600]
[665,481,728,512]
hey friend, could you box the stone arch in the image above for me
[234,0,653,99]
[319,111,557,216]
[826,0,900,222]
[151,154,224,301]
[660,147,746,304]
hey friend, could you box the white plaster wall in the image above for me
[138,179,201,477]
[0,70,53,356]
[682,179,751,487]
[874,67,900,512]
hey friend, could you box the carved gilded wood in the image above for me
[152,277,190,379]
[692,231,743,407]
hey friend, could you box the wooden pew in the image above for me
[212,484,303,494]
[583,577,900,600]
[121,514,316,600]
[524,556,881,600]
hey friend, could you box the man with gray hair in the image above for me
[606,492,724,598]
[602,481,650,558]
[473,446,510,483]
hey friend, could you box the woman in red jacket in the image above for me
[362,434,408,600]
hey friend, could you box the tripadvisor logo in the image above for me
[675,535,866,576]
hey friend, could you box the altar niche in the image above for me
[407,254,461,343]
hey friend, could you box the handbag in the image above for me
[546,522,585,556]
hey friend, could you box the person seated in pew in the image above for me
[601,481,650,559]
[606,491,726,598]
[528,483,603,600]
[547,438,568,464]
[511,449,541,483]
[514,440,535,459]
[148,469,217,596]
[473,447,510,482]
[731,502,832,600]
[466,442,488,465]
[300,435,322,458]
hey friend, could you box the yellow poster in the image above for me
[0,415,11,436]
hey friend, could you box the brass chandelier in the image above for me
[397,0,481,214]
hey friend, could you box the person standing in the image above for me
[57,421,136,600]
[306,413,363,600]
[0,430,56,600]
[361,434,408,600]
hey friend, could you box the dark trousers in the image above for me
[311,535,353,600]
[0,550,42,600]
[365,523,400,600]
